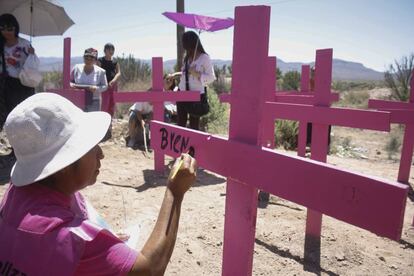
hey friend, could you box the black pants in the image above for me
[0,76,35,129]
[177,102,200,130]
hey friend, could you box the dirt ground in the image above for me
[0,119,413,276]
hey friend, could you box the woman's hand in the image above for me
[167,153,197,199]
[87,86,97,93]
[28,46,35,55]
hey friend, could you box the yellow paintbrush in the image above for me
[169,147,195,180]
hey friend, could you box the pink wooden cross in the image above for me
[47,37,87,110]
[151,6,408,275]
[263,48,399,266]
[112,57,200,172]
[219,62,340,155]
[368,70,414,184]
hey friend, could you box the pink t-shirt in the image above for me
[0,184,138,276]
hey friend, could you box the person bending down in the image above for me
[0,93,197,276]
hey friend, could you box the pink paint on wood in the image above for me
[297,122,308,157]
[369,99,414,110]
[152,58,166,171]
[410,70,414,103]
[222,6,270,276]
[388,110,414,124]
[265,103,390,131]
[63,37,71,89]
[260,57,277,148]
[113,91,200,102]
[301,65,311,92]
[151,121,408,240]
[306,49,333,237]
[47,89,86,110]
[219,93,231,103]
[398,124,414,183]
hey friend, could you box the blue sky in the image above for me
[26,0,414,72]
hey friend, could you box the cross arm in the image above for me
[151,121,407,240]
[220,92,339,105]
[47,88,86,109]
[274,93,339,105]
[113,91,200,103]
[369,99,414,111]
[264,102,391,131]
[386,109,414,124]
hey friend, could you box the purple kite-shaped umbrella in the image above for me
[162,11,234,32]
[163,12,234,60]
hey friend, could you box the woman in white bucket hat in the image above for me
[0,93,197,275]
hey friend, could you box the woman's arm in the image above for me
[128,154,196,276]
[110,62,121,85]
[94,70,108,93]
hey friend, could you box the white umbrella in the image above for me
[0,0,74,40]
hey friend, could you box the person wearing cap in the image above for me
[0,93,197,275]
[70,48,108,112]
[0,13,36,131]
[97,43,121,117]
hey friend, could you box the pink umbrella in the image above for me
[163,12,234,61]
[162,12,234,32]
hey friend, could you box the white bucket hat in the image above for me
[4,92,111,187]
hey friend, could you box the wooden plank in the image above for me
[151,121,408,240]
[222,6,271,275]
[113,91,200,103]
[369,99,414,110]
[265,102,391,131]
[47,88,86,110]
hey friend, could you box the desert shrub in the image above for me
[116,55,151,89]
[275,120,298,150]
[384,53,414,102]
[385,134,401,160]
[37,70,63,91]
[281,71,301,91]
[200,89,229,135]
[211,65,231,94]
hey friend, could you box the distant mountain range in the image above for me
[38,56,383,81]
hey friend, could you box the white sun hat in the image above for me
[4,92,111,187]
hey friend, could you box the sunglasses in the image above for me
[84,56,96,61]
[0,26,15,32]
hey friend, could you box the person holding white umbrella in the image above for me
[0,13,35,130]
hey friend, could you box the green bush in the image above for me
[200,89,229,135]
[385,134,401,160]
[274,120,298,150]
[37,70,63,91]
[281,71,301,91]
[116,55,151,89]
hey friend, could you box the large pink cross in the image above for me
[150,6,408,275]
[112,57,200,172]
[263,48,397,267]
[368,70,414,184]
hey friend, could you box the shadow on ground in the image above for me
[102,165,226,193]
